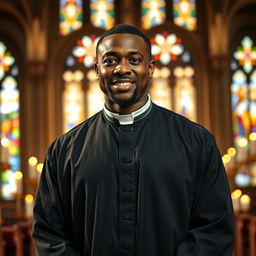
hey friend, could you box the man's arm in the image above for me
[32,145,81,256]
[176,133,235,256]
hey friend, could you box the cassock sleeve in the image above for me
[176,130,235,256]
[32,144,81,256]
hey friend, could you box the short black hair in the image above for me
[96,24,152,59]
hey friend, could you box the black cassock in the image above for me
[33,103,234,256]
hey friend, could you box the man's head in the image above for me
[95,24,155,114]
[96,24,152,60]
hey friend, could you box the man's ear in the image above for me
[94,62,99,78]
[149,60,155,78]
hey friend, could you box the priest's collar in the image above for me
[103,95,152,125]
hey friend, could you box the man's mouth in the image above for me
[112,81,135,90]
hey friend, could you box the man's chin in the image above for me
[110,93,137,107]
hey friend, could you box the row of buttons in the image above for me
[122,186,134,192]
[122,215,133,221]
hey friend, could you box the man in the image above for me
[33,24,235,255]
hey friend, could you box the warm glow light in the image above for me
[15,171,23,180]
[25,194,34,203]
[1,138,10,147]
[237,138,248,147]
[67,4,76,19]
[231,189,242,199]
[28,157,38,166]
[222,154,231,164]
[63,71,73,82]
[240,194,250,204]
[249,132,256,141]
[180,1,189,13]
[227,147,237,156]
[36,163,44,173]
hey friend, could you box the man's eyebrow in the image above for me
[128,51,144,56]
[102,51,144,58]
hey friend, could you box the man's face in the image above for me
[95,33,155,112]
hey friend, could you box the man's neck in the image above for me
[105,95,148,114]
[103,94,152,125]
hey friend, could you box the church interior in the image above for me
[0,0,256,255]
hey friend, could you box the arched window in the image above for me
[141,0,197,31]
[59,0,83,35]
[63,34,104,133]
[59,0,115,35]
[150,32,196,121]
[0,42,20,200]
[90,0,115,29]
[173,0,197,31]
[231,36,256,187]
[141,0,166,29]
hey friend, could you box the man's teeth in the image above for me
[114,82,133,86]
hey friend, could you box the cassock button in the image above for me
[122,244,132,250]
[122,158,133,164]
[122,216,133,221]
[121,126,134,132]
[122,186,134,192]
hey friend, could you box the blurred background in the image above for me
[0,0,256,255]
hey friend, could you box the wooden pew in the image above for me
[234,214,254,256]
[249,216,256,256]
[2,225,23,256]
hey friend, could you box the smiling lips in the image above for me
[112,81,135,91]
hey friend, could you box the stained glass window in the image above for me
[231,36,256,187]
[151,33,184,65]
[63,34,104,132]
[150,32,196,121]
[59,0,83,36]
[87,70,104,117]
[90,0,115,29]
[150,67,172,109]
[141,0,166,29]
[72,35,99,68]
[173,0,197,31]
[231,36,256,154]
[63,70,85,133]
[0,42,20,200]
[250,70,256,133]
[231,70,250,139]
[173,66,196,121]
[234,36,256,74]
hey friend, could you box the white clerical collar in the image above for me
[103,94,152,125]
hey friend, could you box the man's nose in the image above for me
[113,60,131,75]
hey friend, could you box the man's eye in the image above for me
[103,58,117,65]
[130,57,142,64]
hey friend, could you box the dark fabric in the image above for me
[32,104,235,256]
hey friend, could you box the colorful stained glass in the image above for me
[250,70,256,132]
[234,36,256,74]
[72,35,99,68]
[151,32,184,65]
[141,0,166,29]
[87,70,104,117]
[150,67,172,109]
[173,0,197,31]
[59,0,83,36]
[1,76,20,200]
[90,0,114,29]
[173,66,196,121]
[62,70,85,132]
[0,42,19,200]
[231,36,256,159]
[231,70,250,138]
[0,42,15,81]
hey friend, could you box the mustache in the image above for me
[112,74,132,80]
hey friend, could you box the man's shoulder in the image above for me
[153,104,214,141]
[48,111,103,152]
